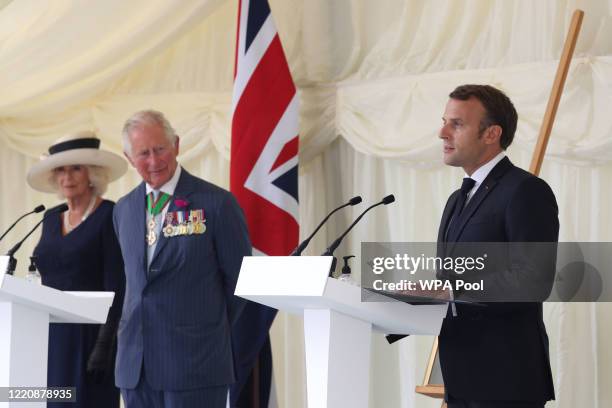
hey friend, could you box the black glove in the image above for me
[86,322,117,384]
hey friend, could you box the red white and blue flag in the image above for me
[230,0,299,405]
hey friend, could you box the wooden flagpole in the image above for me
[417,9,584,408]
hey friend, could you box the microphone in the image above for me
[322,195,395,274]
[292,196,362,256]
[0,205,45,242]
[4,204,68,275]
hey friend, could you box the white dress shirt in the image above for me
[464,151,506,205]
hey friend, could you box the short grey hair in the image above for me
[121,110,178,156]
[49,165,109,199]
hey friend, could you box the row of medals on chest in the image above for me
[147,210,206,246]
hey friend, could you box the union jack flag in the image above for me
[230,0,299,405]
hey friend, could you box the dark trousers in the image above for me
[121,371,227,408]
[447,396,546,408]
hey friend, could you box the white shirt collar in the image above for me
[464,151,506,201]
[466,151,506,185]
[146,166,182,197]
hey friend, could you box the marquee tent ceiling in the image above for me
[1,0,611,167]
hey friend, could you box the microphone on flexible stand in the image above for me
[4,204,68,275]
[0,205,45,243]
[292,196,362,256]
[322,195,395,276]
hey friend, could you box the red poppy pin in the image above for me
[174,197,189,209]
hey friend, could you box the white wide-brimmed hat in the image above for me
[27,131,128,193]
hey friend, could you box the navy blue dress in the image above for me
[34,200,124,408]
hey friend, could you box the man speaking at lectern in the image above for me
[437,85,558,408]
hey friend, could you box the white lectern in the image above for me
[235,256,447,408]
[0,256,114,408]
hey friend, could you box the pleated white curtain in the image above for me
[1,0,611,406]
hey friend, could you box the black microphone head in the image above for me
[34,205,45,213]
[382,194,395,205]
[55,204,69,213]
[349,196,362,206]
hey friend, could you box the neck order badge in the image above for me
[146,192,171,246]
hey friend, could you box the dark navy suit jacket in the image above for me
[113,168,251,391]
[437,157,558,402]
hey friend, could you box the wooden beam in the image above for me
[415,384,445,398]
[529,9,584,176]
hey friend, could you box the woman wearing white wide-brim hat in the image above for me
[28,130,126,408]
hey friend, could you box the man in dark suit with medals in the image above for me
[437,85,558,408]
[113,110,251,408]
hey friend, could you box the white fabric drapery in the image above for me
[1,0,611,406]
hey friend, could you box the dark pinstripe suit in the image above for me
[113,168,251,406]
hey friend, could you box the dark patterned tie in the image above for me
[445,177,476,242]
